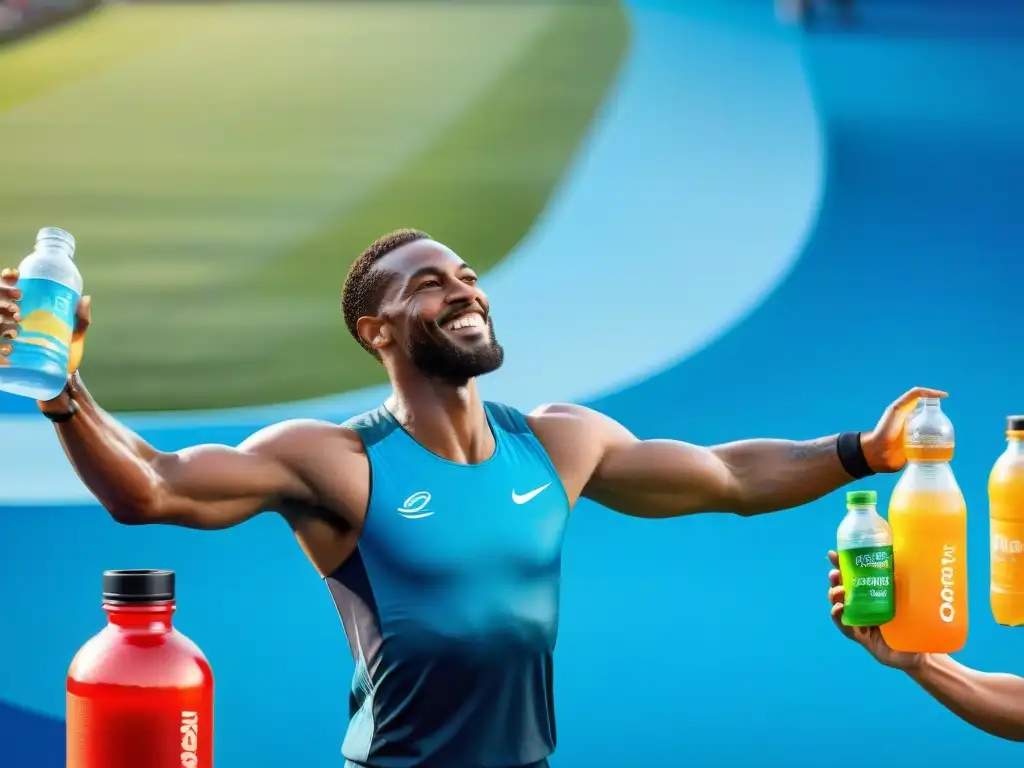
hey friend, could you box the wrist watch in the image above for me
[39,375,79,422]
[41,400,79,422]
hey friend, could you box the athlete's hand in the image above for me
[0,267,91,373]
[827,550,921,671]
[0,267,21,369]
[860,387,948,473]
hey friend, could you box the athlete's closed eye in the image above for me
[417,279,441,291]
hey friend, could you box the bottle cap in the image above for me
[36,227,76,252]
[102,569,175,604]
[1008,416,1024,433]
[846,490,877,506]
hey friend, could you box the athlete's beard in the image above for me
[407,316,505,384]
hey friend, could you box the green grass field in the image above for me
[0,1,628,411]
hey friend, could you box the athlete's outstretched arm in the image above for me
[37,373,320,529]
[587,425,848,517]
[543,387,945,518]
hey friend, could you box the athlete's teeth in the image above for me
[448,314,482,330]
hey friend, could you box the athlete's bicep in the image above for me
[147,446,290,529]
[587,438,737,518]
[145,421,322,530]
[541,404,737,518]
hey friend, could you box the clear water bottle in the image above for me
[836,490,895,626]
[0,227,82,401]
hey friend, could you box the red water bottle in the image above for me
[66,569,214,768]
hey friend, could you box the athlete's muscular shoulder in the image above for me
[256,419,371,576]
[526,403,634,506]
[254,419,365,513]
[252,418,362,470]
[243,418,348,463]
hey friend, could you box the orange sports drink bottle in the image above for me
[881,397,969,653]
[989,415,1024,626]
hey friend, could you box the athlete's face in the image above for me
[369,240,504,383]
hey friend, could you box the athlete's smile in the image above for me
[439,307,488,338]
[445,313,483,331]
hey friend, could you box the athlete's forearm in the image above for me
[711,434,850,515]
[588,432,852,519]
[40,374,163,520]
[907,654,1024,742]
[59,374,156,457]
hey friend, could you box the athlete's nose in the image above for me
[445,278,480,307]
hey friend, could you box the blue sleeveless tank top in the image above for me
[328,402,571,768]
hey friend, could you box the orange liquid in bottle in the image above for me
[904,445,955,462]
[989,426,1024,626]
[881,487,968,653]
[880,398,968,654]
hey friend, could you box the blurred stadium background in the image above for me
[2,0,1024,766]
[0,0,628,410]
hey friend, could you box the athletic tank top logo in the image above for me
[512,482,551,505]
[397,491,434,520]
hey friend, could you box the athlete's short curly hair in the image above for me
[342,228,431,357]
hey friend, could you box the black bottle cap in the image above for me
[1009,416,1024,432]
[102,569,175,604]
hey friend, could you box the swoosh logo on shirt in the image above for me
[512,483,551,505]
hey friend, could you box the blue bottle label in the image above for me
[9,277,78,373]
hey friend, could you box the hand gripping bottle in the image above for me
[0,227,82,400]
[837,490,895,626]
[66,570,214,768]
[881,397,968,653]
[989,415,1024,626]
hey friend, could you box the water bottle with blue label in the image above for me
[0,227,82,401]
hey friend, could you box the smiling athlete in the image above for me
[0,229,944,768]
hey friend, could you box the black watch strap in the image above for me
[41,400,79,423]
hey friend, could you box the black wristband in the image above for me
[837,431,875,479]
[41,400,79,423]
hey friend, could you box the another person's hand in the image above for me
[0,267,91,375]
[860,387,948,473]
[827,550,921,670]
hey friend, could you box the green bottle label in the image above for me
[837,545,895,626]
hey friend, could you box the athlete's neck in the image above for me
[386,378,495,464]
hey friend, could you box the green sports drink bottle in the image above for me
[837,490,896,627]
